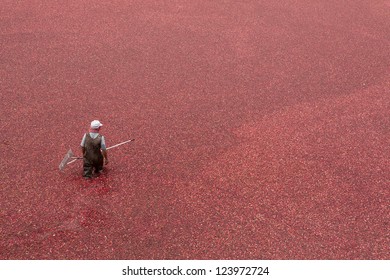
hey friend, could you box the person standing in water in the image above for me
[80,120,108,179]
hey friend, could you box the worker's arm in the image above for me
[102,149,108,165]
[100,136,108,164]
[80,133,86,156]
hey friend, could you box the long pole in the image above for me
[106,139,135,150]
[66,138,135,165]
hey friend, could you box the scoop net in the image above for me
[59,149,81,171]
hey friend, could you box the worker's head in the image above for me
[90,120,103,130]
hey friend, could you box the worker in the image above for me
[80,120,108,179]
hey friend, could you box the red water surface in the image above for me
[1,0,389,259]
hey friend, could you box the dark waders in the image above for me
[83,133,104,178]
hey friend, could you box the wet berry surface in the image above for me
[1,0,389,259]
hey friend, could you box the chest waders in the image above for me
[83,133,104,178]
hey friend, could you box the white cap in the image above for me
[90,120,103,129]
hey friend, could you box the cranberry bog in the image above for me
[1,0,389,259]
